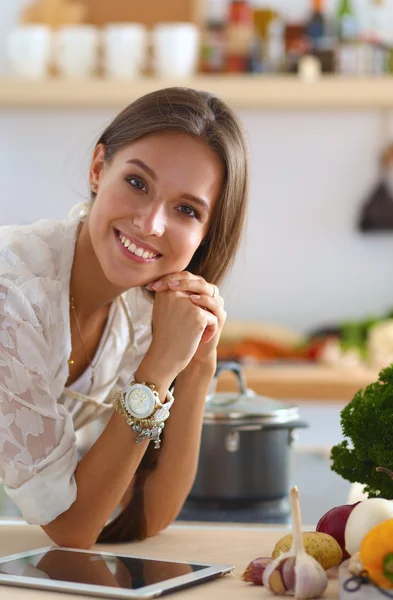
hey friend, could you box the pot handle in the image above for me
[214,361,248,395]
[231,420,309,432]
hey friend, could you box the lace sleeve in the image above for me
[0,280,78,525]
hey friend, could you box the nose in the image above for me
[132,201,166,237]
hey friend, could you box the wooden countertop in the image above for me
[216,364,379,401]
[0,521,339,599]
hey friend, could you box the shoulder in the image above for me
[0,217,80,333]
[0,218,79,281]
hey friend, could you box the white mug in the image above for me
[153,23,200,78]
[103,23,147,79]
[55,25,99,78]
[6,25,52,80]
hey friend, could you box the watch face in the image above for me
[124,384,156,419]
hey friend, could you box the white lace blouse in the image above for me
[0,216,153,525]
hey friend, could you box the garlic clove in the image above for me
[268,566,287,594]
[263,554,295,594]
[294,550,328,599]
[282,556,296,591]
[263,552,292,591]
[241,557,272,585]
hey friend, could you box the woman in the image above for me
[0,87,249,548]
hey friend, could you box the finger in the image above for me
[147,272,199,292]
[145,272,191,291]
[191,295,226,344]
[152,278,224,308]
[190,294,226,318]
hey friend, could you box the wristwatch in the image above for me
[113,379,175,449]
[124,381,165,418]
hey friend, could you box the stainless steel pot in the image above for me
[189,362,308,504]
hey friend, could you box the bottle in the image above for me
[224,0,254,73]
[200,0,226,74]
[264,16,286,73]
[368,0,386,44]
[306,0,326,50]
[336,0,358,41]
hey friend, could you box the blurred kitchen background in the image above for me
[1,0,393,525]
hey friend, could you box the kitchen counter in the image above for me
[217,364,378,401]
[0,520,339,599]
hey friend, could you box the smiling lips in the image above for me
[115,229,161,260]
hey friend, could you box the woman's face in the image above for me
[88,131,224,289]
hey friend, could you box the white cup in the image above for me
[103,23,147,79]
[55,25,99,78]
[153,23,200,78]
[6,25,52,80]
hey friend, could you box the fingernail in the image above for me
[152,281,162,290]
[191,295,201,300]
[145,284,153,290]
[169,280,180,287]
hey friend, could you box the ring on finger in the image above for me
[211,284,219,299]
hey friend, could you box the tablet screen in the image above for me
[0,548,206,590]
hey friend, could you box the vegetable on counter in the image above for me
[331,363,393,499]
[316,503,359,559]
[241,557,272,585]
[272,531,343,571]
[360,519,393,589]
[263,487,329,599]
[344,498,393,556]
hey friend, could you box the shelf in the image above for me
[2,75,393,109]
[216,364,379,401]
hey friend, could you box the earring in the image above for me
[91,183,98,192]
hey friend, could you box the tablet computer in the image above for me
[0,546,234,599]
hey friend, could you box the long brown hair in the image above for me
[96,87,249,544]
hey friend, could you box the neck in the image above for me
[70,218,126,321]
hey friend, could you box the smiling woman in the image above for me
[0,87,249,548]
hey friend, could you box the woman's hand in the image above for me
[146,272,226,370]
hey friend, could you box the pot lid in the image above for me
[204,362,300,425]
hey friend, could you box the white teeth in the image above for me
[118,231,157,259]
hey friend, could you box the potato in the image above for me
[271,532,343,570]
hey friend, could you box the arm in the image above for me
[43,360,212,548]
[43,289,218,548]
[138,361,215,537]
[127,273,226,537]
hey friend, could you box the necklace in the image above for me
[68,294,115,389]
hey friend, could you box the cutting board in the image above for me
[339,560,389,599]
[80,0,202,27]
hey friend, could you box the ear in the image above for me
[89,143,106,189]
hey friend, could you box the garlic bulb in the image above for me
[263,487,328,599]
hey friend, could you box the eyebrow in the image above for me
[126,158,211,212]
[126,158,157,181]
